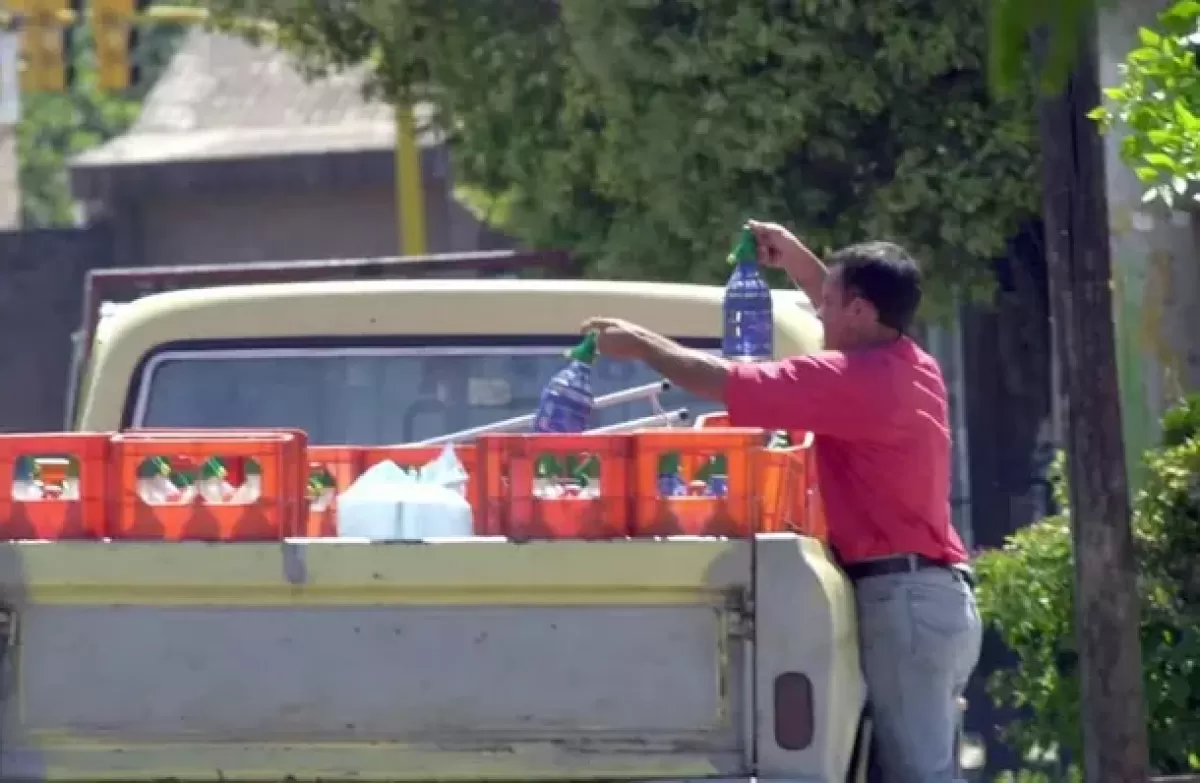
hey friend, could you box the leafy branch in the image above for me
[1089,0,1200,208]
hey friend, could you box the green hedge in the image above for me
[976,397,1200,775]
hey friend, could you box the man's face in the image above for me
[817,269,871,350]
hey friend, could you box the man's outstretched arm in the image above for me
[583,317,732,401]
[583,317,884,439]
[636,334,732,402]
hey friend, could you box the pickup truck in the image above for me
[1,252,868,782]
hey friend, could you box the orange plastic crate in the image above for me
[121,428,310,534]
[361,444,482,533]
[799,449,827,541]
[632,429,764,537]
[761,446,824,537]
[693,411,732,429]
[478,434,633,540]
[303,446,366,537]
[0,433,111,540]
[694,410,808,447]
[110,430,307,541]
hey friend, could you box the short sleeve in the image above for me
[722,351,893,439]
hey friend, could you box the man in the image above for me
[583,221,982,783]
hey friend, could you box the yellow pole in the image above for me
[395,103,426,256]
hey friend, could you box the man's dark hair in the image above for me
[826,241,922,333]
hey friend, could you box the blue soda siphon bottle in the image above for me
[657,453,686,497]
[12,455,37,500]
[533,331,599,434]
[722,224,774,361]
[704,454,730,498]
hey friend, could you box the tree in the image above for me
[16,21,185,227]
[211,0,1040,306]
[988,0,1152,777]
[1089,0,1200,208]
[1036,15,1149,772]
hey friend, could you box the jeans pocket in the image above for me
[855,578,908,654]
[906,580,976,668]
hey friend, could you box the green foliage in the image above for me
[992,766,1082,783]
[1161,392,1200,447]
[975,466,1080,761]
[16,22,184,227]
[987,0,1103,96]
[17,24,137,227]
[207,0,1041,306]
[1089,0,1200,209]
[17,94,134,227]
[976,396,1200,774]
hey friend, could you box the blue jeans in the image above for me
[855,566,983,783]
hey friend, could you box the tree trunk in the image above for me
[1036,9,1149,783]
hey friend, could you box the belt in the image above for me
[842,553,975,588]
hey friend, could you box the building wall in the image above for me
[138,185,404,266]
[124,182,513,268]
[111,183,515,268]
[0,225,111,431]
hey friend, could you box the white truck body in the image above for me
[0,537,866,782]
[22,270,870,781]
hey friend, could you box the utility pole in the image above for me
[395,104,426,256]
[1036,8,1149,782]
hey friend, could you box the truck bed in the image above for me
[0,535,862,782]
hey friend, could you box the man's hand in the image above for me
[747,219,828,305]
[747,220,822,276]
[581,317,653,360]
[581,317,732,401]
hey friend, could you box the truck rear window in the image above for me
[132,343,721,445]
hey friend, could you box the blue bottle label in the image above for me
[723,308,773,359]
[723,263,774,360]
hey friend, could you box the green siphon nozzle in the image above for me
[574,454,600,483]
[535,454,564,479]
[565,331,599,364]
[727,223,759,266]
[768,430,791,449]
[200,457,226,481]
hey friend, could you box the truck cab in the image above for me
[2,269,869,782]
[78,278,819,440]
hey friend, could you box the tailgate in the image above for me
[0,539,753,781]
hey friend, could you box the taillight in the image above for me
[773,672,814,751]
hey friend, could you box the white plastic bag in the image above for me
[419,443,470,497]
[337,445,474,540]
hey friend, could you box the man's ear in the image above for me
[853,298,879,324]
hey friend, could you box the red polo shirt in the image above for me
[724,337,967,565]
